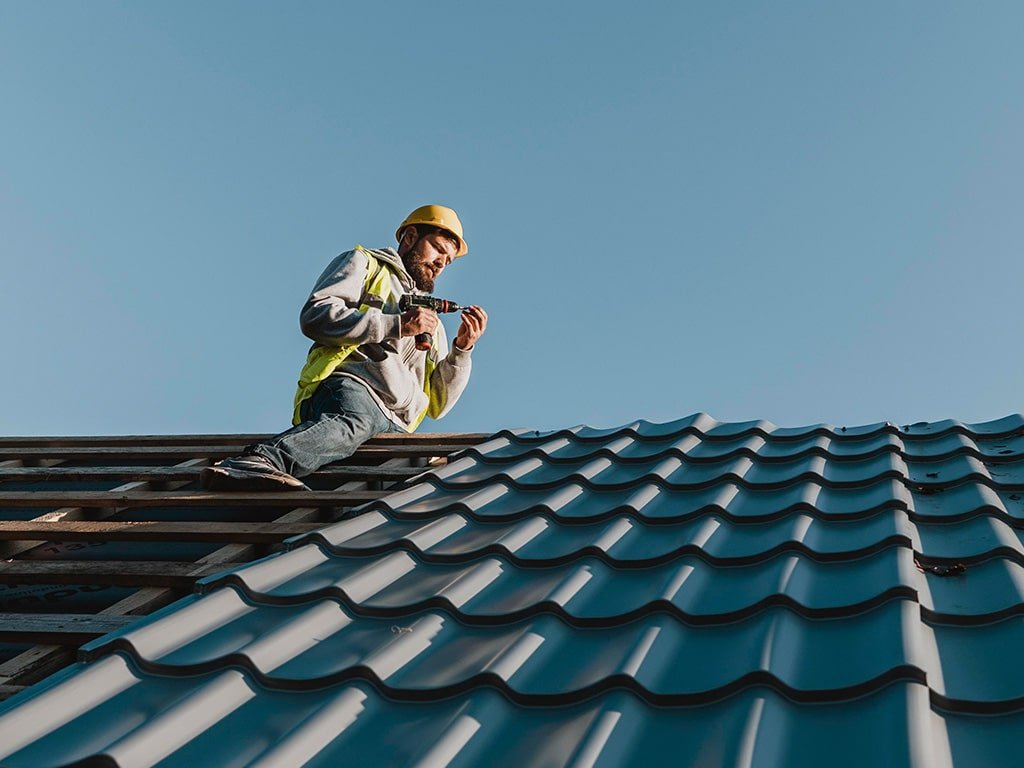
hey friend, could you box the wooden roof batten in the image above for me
[0,431,486,695]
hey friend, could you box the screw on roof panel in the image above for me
[914,558,966,577]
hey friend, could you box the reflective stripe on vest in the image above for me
[291,246,438,432]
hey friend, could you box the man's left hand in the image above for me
[454,305,488,351]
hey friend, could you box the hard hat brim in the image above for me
[395,225,468,257]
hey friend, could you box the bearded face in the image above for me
[402,247,437,292]
[399,231,458,293]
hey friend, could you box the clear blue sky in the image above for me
[2,3,1023,436]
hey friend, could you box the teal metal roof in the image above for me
[2,414,1024,766]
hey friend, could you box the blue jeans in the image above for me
[249,376,404,477]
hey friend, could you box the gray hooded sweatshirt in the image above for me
[299,246,472,430]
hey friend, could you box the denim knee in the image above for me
[310,377,396,432]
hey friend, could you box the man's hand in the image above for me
[400,308,439,338]
[454,305,488,351]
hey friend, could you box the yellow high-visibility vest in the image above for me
[291,247,439,432]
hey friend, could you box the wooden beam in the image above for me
[0,508,319,685]
[0,459,209,686]
[0,561,245,588]
[0,457,414,688]
[88,461,411,621]
[0,433,487,448]
[0,521,324,543]
[0,464,425,483]
[91,502,331,620]
[0,614,138,644]
[0,458,208,561]
[0,445,468,461]
[0,489,388,508]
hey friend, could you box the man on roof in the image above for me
[201,204,488,491]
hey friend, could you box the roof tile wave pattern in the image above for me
[3,413,1024,767]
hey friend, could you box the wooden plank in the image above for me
[0,460,210,687]
[91,503,336,620]
[0,457,415,688]
[0,445,468,461]
[366,433,483,445]
[0,433,487,448]
[0,685,27,701]
[0,515,313,686]
[0,459,208,561]
[0,614,138,644]
[0,521,324,543]
[0,489,389,508]
[0,646,70,687]
[0,464,425,483]
[74,459,415,617]
[0,561,245,588]
[90,508,325,619]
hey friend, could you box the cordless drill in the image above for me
[399,294,468,351]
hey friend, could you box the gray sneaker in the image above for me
[200,455,309,491]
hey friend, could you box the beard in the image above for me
[401,251,436,293]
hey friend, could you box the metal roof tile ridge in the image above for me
[0,655,138,759]
[290,499,1024,552]
[191,569,924,628]
[196,546,1024,628]
[98,667,257,767]
[447,435,1024,466]
[56,616,1024,713]
[415,467,1024,497]
[283,503,1024,566]
[285,519,909,568]
[5,678,1009,767]
[492,414,1024,445]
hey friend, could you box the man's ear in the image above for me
[398,226,418,254]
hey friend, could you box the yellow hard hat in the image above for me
[396,204,468,257]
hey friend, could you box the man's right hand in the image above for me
[400,307,439,338]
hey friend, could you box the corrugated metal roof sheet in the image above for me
[3,414,1024,766]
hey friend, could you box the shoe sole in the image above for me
[200,466,310,492]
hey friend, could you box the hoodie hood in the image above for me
[360,246,416,292]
